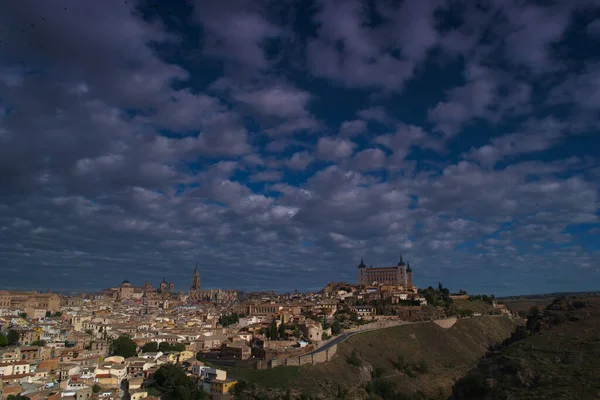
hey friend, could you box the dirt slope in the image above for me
[232,315,518,399]
[450,296,600,400]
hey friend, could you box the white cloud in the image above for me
[316,137,357,161]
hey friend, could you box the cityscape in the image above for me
[1,0,599,398]
[0,257,515,399]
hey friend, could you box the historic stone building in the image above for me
[188,265,238,304]
[357,256,413,289]
[190,265,201,293]
[158,278,175,294]
[8,291,61,313]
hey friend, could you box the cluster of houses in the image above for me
[0,276,458,400]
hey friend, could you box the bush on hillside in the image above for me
[347,350,361,367]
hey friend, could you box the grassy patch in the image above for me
[225,365,301,388]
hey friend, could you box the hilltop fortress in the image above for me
[357,255,414,290]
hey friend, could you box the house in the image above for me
[130,389,149,400]
[0,361,30,376]
[220,342,251,360]
[351,305,376,318]
[210,379,238,395]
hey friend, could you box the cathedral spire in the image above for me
[190,263,201,293]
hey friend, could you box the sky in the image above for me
[0,0,599,296]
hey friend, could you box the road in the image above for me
[304,331,356,356]
[300,315,508,359]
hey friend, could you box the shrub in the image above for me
[347,350,361,367]
[371,379,396,400]
[373,367,386,378]
[415,360,428,374]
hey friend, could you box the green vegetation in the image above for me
[232,315,517,399]
[391,355,428,377]
[346,349,362,367]
[141,341,159,352]
[7,329,20,345]
[219,312,240,327]
[110,334,137,358]
[451,296,600,399]
[331,320,342,334]
[18,312,27,319]
[225,365,302,389]
[268,320,278,340]
[152,363,206,399]
[419,282,453,309]
[0,332,8,347]
[44,311,61,318]
[92,384,101,393]
[467,294,495,305]
[158,342,186,352]
[30,339,47,347]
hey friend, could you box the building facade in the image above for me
[357,256,413,288]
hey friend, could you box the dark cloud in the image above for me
[0,0,599,295]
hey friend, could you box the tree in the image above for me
[331,321,342,335]
[30,340,47,347]
[158,342,171,353]
[278,323,288,339]
[171,343,185,352]
[92,384,101,393]
[0,332,8,347]
[269,320,278,340]
[142,341,159,353]
[110,335,137,358]
[46,311,52,318]
[152,364,205,400]
[7,329,20,345]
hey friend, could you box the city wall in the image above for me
[269,344,338,368]
[432,316,458,328]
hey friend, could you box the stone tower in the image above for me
[190,264,201,293]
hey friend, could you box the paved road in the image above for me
[301,315,507,358]
[304,331,356,356]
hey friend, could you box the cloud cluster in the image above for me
[0,0,598,295]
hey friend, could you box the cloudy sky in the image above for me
[0,0,599,296]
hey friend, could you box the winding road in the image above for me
[302,315,506,358]
[304,331,356,356]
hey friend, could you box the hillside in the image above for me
[229,315,518,400]
[448,299,498,316]
[450,296,600,400]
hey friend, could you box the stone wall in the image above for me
[432,316,458,328]
[311,350,327,363]
[298,355,312,365]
